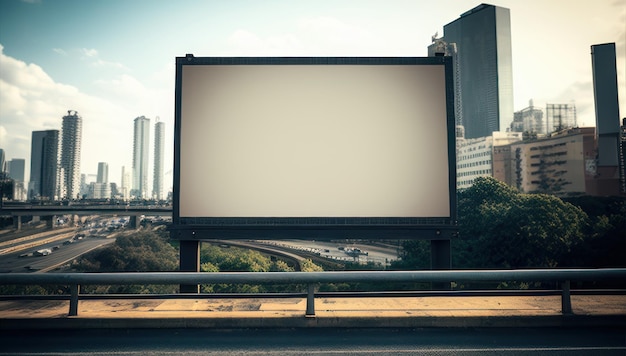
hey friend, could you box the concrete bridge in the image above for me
[0,204,171,230]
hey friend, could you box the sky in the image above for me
[0,0,624,193]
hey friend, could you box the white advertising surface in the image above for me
[177,61,452,219]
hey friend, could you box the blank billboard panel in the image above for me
[172,57,457,240]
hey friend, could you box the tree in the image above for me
[72,230,179,293]
[454,177,587,268]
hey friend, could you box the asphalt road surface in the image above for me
[0,327,624,355]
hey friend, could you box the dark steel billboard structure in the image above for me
[171,56,458,282]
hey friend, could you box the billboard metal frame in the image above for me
[171,55,457,242]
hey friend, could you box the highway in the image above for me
[0,216,128,273]
[0,327,624,355]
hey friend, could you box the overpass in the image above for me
[1,268,625,330]
[0,204,172,230]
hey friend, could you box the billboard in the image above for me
[172,56,457,240]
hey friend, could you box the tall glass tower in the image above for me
[152,118,165,200]
[29,130,59,200]
[442,3,514,139]
[132,116,150,199]
[60,110,83,200]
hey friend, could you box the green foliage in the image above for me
[198,244,320,293]
[300,259,324,272]
[397,177,593,270]
[74,230,179,272]
[454,177,587,268]
[563,196,626,267]
[72,230,179,294]
[390,240,429,270]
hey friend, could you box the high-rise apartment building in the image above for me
[121,165,131,201]
[60,110,82,200]
[29,130,59,200]
[132,116,150,199]
[152,118,165,200]
[442,3,514,139]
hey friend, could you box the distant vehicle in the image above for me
[34,248,52,256]
[63,239,74,245]
[343,248,368,257]
[18,253,30,258]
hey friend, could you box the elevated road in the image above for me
[0,204,171,216]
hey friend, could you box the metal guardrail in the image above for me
[1,268,625,317]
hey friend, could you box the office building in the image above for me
[619,118,626,195]
[92,162,111,199]
[592,43,621,167]
[132,116,150,199]
[6,159,25,182]
[442,3,514,139]
[0,149,5,176]
[152,119,165,200]
[507,128,596,196]
[60,110,83,200]
[29,130,59,200]
[6,159,26,201]
[591,42,621,195]
[456,131,522,189]
[97,162,109,184]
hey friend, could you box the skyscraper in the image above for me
[7,158,26,201]
[29,130,59,200]
[132,115,150,199]
[60,110,83,200]
[7,159,25,182]
[94,162,110,199]
[591,43,621,167]
[0,148,5,176]
[97,162,109,184]
[152,118,165,200]
[442,3,514,139]
[121,165,131,201]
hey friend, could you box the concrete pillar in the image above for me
[129,215,138,229]
[42,215,54,229]
[179,240,200,293]
[13,215,22,231]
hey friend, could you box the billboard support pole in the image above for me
[179,240,200,293]
[430,239,451,289]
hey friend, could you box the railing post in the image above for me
[561,280,572,314]
[69,284,80,316]
[305,283,316,318]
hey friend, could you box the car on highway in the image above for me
[33,248,52,256]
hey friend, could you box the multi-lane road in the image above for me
[0,217,128,273]
[0,219,402,273]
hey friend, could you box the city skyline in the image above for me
[0,0,624,191]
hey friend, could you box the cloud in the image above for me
[223,16,381,56]
[225,29,304,56]
[81,48,98,57]
[52,48,67,56]
[0,44,141,183]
